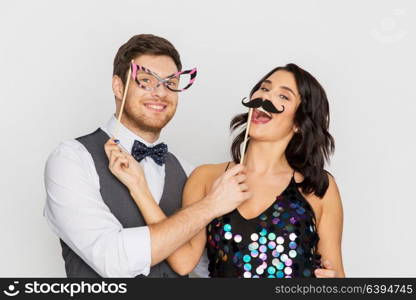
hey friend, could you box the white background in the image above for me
[0,0,415,277]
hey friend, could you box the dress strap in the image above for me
[224,162,231,172]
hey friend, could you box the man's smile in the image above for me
[143,102,168,113]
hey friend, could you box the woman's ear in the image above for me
[112,75,124,101]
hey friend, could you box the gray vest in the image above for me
[59,128,188,278]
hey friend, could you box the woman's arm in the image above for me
[314,174,346,278]
[161,166,209,275]
[129,166,209,275]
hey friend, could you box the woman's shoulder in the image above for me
[321,171,341,204]
[183,162,233,201]
[190,161,233,179]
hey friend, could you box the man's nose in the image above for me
[150,83,168,98]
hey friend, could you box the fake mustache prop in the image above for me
[241,97,285,114]
[239,97,286,165]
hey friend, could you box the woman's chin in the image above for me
[248,133,271,142]
[248,130,288,143]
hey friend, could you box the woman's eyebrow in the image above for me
[280,86,297,97]
[263,80,298,97]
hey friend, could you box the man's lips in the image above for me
[143,102,167,112]
[252,108,272,124]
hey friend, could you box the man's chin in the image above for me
[137,119,171,133]
[124,110,174,133]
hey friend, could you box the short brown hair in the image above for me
[113,34,182,85]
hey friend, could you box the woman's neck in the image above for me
[244,139,292,175]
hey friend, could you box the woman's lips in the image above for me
[252,108,272,124]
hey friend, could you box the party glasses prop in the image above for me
[131,62,197,92]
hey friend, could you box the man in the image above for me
[44,34,249,277]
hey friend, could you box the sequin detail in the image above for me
[206,176,321,278]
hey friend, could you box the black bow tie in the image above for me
[131,140,168,166]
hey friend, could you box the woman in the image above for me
[105,63,345,278]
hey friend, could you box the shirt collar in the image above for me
[102,114,163,153]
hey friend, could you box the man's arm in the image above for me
[145,194,216,266]
[127,164,247,267]
[104,141,250,270]
[44,141,151,277]
[128,165,210,273]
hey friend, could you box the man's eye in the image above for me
[279,94,289,100]
[260,87,269,92]
[138,77,151,83]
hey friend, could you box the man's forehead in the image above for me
[133,55,178,77]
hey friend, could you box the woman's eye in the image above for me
[279,94,289,100]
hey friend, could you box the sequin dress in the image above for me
[206,164,322,278]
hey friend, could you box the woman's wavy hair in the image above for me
[230,63,335,198]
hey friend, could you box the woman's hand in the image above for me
[104,138,147,191]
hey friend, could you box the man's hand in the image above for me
[104,138,148,190]
[314,259,339,278]
[204,163,252,217]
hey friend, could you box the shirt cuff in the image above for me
[121,226,151,277]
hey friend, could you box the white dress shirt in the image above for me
[44,114,209,277]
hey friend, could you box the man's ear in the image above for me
[112,75,124,101]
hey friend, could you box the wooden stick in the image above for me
[114,60,133,139]
[240,108,253,165]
